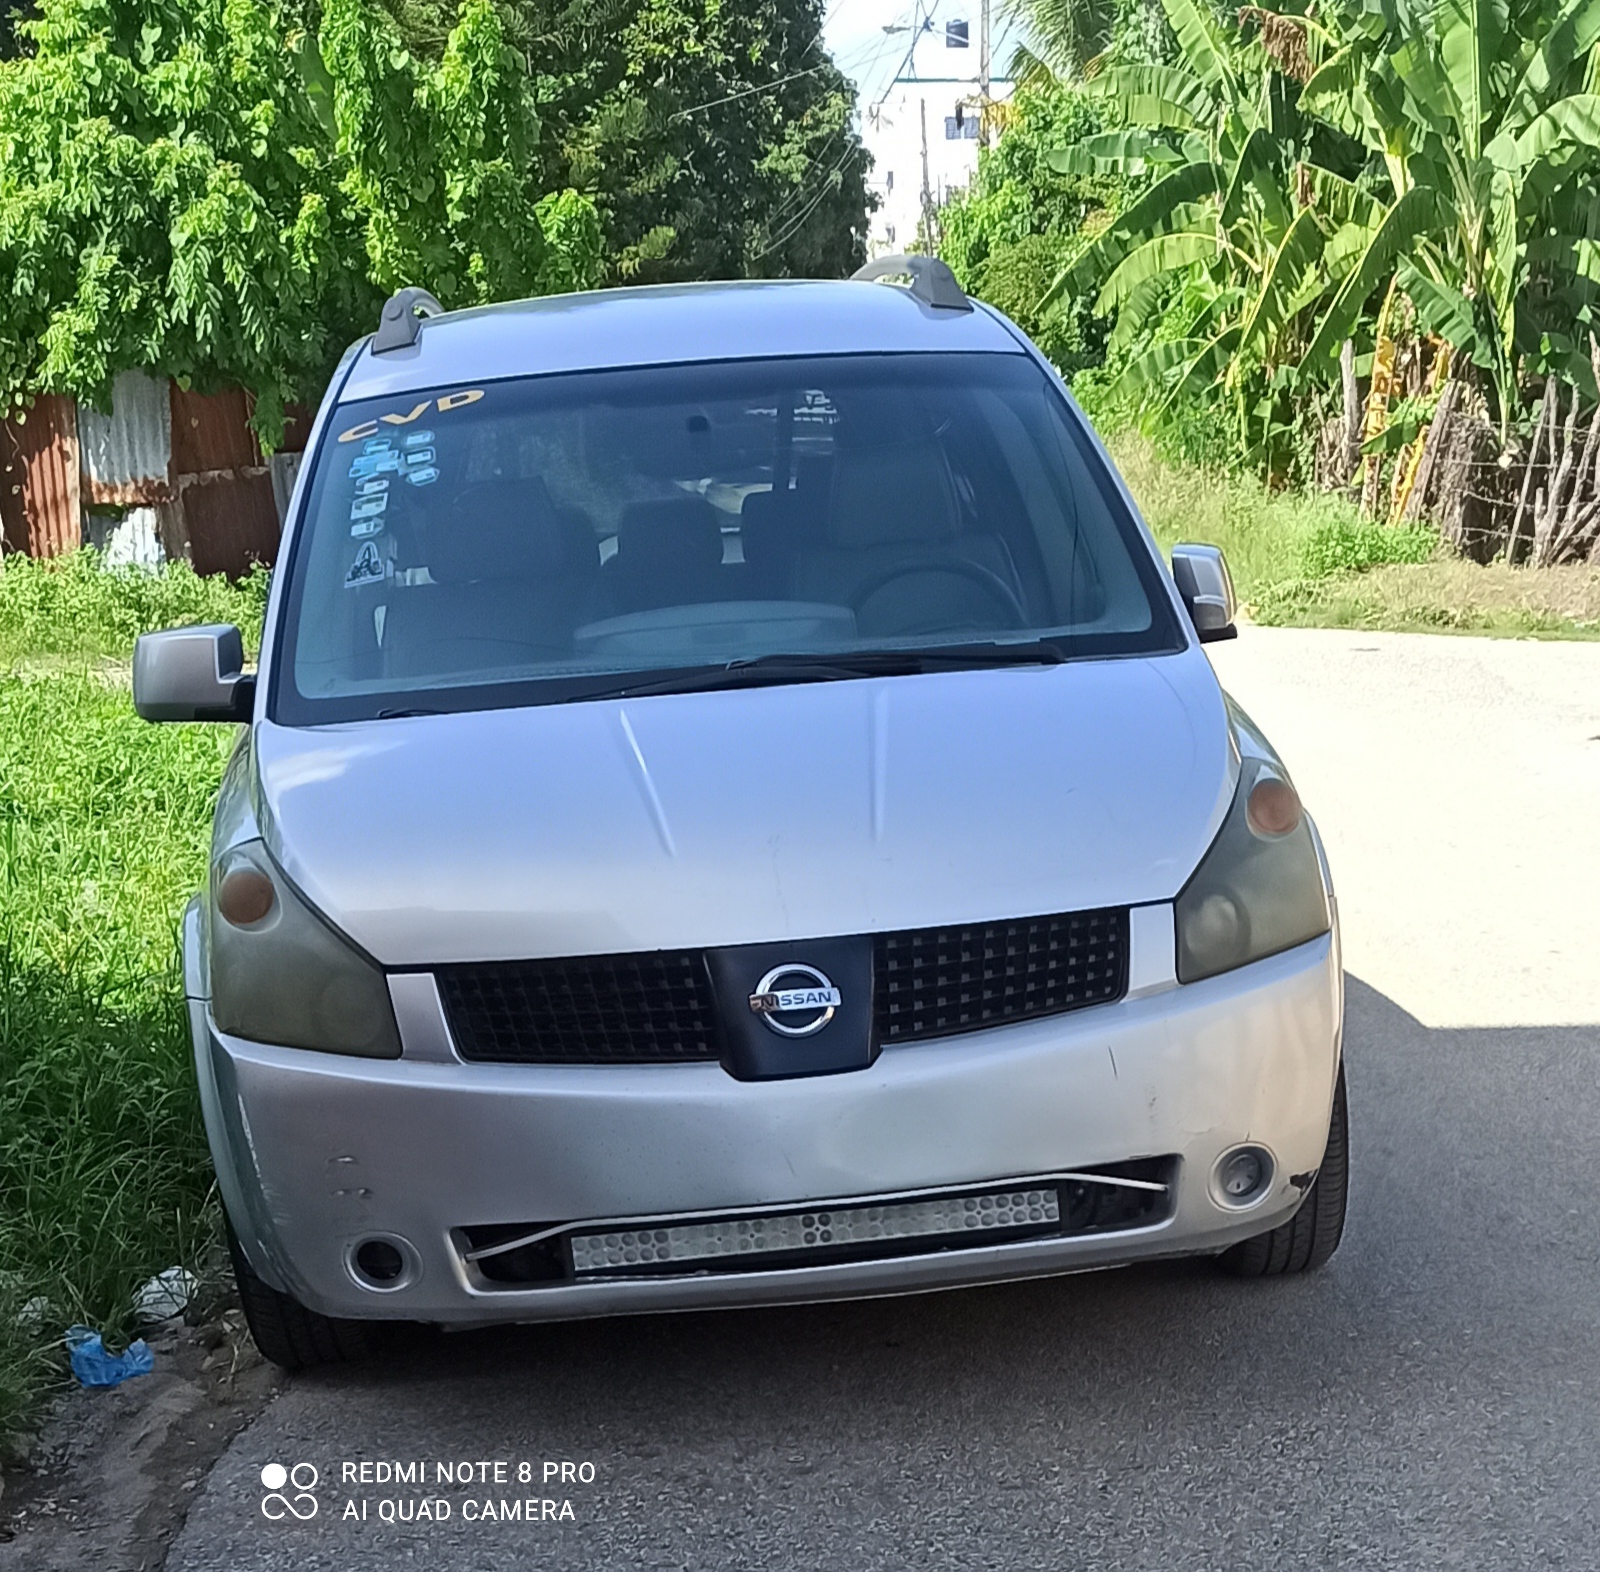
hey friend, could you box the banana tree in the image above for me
[1036,0,1358,461]
[1298,0,1600,440]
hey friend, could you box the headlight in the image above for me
[1175,756,1330,983]
[209,840,402,1057]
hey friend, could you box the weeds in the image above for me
[0,564,245,1450]
[1111,433,1600,637]
[0,550,267,668]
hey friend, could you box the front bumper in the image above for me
[187,903,1343,1325]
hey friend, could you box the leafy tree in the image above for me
[1300,0,1600,437]
[0,0,30,56]
[383,0,872,282]
[1003,0,1120,84]
[1035,0,1334,467]
[0,0,601,444]
[940,83,1125,369]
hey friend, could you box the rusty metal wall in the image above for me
[280,403,315,454]
[180,471,280,577]
[0,395,81,557]
[78,370,172,505]
[1,381,296,572]
[170,385,260,475]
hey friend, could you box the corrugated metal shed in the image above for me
[182,471,280,577]
[280,404,315,454]
[0,395,81,557]
[171,385,260,475]
[78,370,172,505]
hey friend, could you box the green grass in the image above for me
[0,550,267,669]
[1109,433,1600,638]
[0,555,256,1449]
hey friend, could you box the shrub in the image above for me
[0,552,269,666]
[1298,518,1437,579]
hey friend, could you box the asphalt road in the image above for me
[166,626,1600,1572]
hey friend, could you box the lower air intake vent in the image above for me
[456,1159,1176,1287]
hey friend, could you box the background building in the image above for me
[855,5,1015,256]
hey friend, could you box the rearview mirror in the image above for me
[133,625,255,722]
[1170,544,1237,644]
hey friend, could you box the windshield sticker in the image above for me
[404,447,435,469]
[404,430,434,448]
[350,491,388,521]
[344,540,387,589]
[338,390,483,444]
[405,466,439,487]
[349,449,401,481]
[350,515,386,540]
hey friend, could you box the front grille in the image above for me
[875,907,1128,1044]
[436,906,1129,1064]
[436,951,720,1064]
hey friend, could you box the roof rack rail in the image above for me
[372,287,444,354]
[850,254,973,313]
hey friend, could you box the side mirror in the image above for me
[133,625,255,722]
[1170,544,1237,644]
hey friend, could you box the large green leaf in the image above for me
[1301,49,1396,159]
[1220,126,1291,241]
[1488,166,1518,356]
[1298,165,1385,231]
[1158,0,1237,100]
[1515,93,1600,164]
[1115,337,1204,396]
[1505,0,1600,133]
[1436,0,1505,161]
[1039,160,1223,310]
[1388,35,1456,136]
[1108,275,1170,357]
[1301,185,1438,364]
[1399,262,1479,353]
[1084,65,1215,131]
[1237,208,1326,355]
[1324,220,1377,281]
[1160,324,1243,409]
[1096,232,1218,314]
[1047,129,1184,177]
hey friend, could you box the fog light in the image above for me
[349,1236,417,1291]
[1213,1146,1273,1208]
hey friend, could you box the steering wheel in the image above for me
[849,558,1030,635]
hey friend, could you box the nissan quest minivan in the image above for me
[134,259,1347,1370]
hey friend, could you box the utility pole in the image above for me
[919,96,936,252]
[978,0,991,146]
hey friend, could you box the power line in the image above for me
[671,64,827,120]
[755,141,865,258]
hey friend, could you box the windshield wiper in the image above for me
[579,641,1068,703]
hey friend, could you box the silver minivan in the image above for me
[135,261,1346,1370]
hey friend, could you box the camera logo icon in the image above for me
[260,1462,319,1520]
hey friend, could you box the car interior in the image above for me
[291,356,1148,696]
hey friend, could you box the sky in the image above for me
[822,0,1024,109]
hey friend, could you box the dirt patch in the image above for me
[0,1313,277,1572]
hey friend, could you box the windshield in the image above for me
[271,352,1182,723]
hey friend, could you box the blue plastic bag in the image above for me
[64,1325,154,1388]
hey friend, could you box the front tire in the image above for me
[226,1217,385,1370]
[1220,1063,1348,1277]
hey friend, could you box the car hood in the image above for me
[254,648,1235,966]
